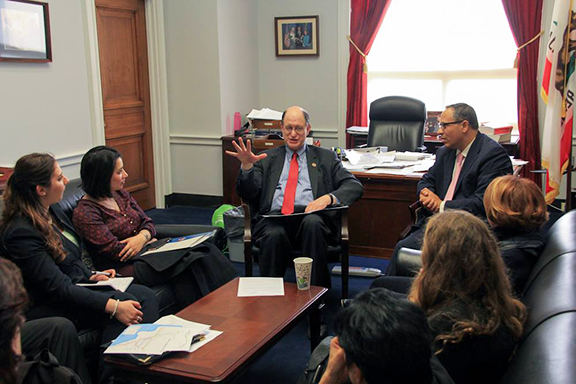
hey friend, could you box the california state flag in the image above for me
[541,0,576,204]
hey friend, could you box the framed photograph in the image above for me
[275,16,319,57]
[0,0,51,63]
[425,111,442,136]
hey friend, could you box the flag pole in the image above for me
[562,0,573,212]
[567,149,573,211]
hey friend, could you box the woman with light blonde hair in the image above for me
[483,175,547,293]
[408,210,526,384]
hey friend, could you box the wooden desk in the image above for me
[107,278,327,383]
[349,172,420,259]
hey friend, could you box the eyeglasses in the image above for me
[282,126,306,134]
[439,120,464,129]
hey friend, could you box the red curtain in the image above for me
[346,0,392,128]
[501,0,543,184]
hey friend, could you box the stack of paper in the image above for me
[246,108,283,121]
[104,315,222,355]
[77,277,134,292]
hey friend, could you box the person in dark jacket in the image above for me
[72,146,236,308]
[0,257,90,384]
[408,210,526,384]
[386,103,512,276]
[0,153,159,384]
[483,175,548,294]
[319,288,454,384]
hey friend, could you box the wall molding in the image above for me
[337,0,350,147]
[81,0,105,146]
[170,135,222,146]
[145,0,172,207]
[56,152,85,169]
[169,129,340,146]
[82,0,171,208]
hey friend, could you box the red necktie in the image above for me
[281,153,299,215]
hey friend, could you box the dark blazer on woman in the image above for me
[1,214,109,319]
[495,228,544,295]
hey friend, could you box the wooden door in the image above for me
[95,0,156,209]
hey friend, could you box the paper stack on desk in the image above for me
[247,108,283,120]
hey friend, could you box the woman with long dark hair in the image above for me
[408,210,526,384]
[73,146,236,308]
[0,153,159,383]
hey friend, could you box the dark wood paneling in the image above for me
[96,0,155,210]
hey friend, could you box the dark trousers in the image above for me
[385,226,425,276]
[253,212,339,289]
[26,284,159,384]
[21,317,92,384]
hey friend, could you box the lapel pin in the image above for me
[312,162,317,167]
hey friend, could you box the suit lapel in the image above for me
[307,146,319,198]
[263,146,285,210]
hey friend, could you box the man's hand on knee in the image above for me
[305,194,332,213]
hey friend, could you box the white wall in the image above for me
[257,0,343,148]
[0,0,93,178]
[217,0,259,136]
[165,0,260,196]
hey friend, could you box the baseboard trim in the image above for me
[165,193,224,208]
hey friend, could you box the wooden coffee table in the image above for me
[106,277,327,383]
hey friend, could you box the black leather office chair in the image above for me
[242,203,350,299]
[367,96,427,152]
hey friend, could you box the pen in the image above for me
[91,271,121,277]
[92,271,111,276]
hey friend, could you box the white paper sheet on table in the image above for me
[237,277,285,297]
[190,330,223,352]
[154,315,222,352]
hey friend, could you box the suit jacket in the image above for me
[236,145,363,221]
[0,214,109,318]
[418,132,512,221]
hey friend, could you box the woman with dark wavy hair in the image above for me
[0,153,159,383]
[408,210,526,384]
[73,146,236,308]
[484,175,548,294]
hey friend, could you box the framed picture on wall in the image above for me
[0,0,52,63]
[425,111,442,136]
[275,15,319,57]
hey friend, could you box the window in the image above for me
[367,0,518,125]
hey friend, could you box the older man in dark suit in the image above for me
[226,106,363,288]
[385,103,513,275]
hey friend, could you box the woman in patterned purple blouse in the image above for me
[73,146,236,308]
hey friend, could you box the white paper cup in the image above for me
[294,257,313,290]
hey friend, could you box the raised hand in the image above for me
[225,137,268,171]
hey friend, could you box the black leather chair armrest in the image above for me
[396,247,422,277]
